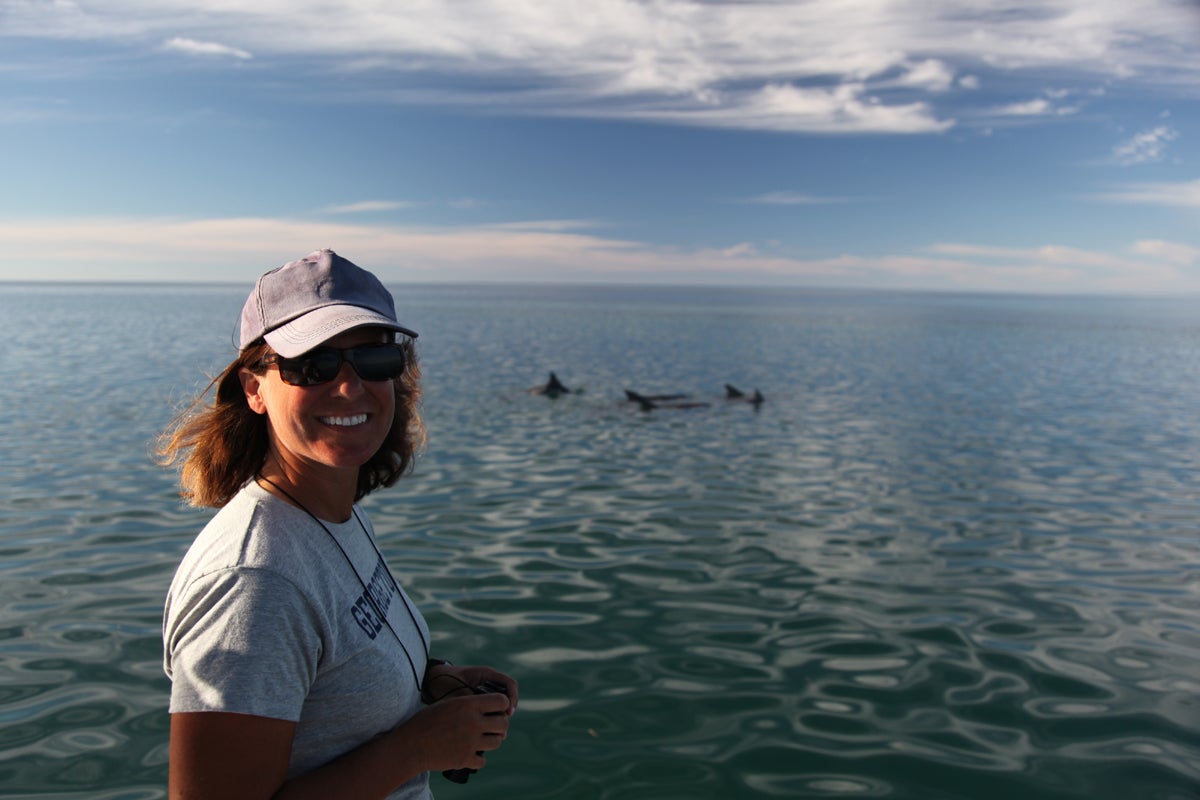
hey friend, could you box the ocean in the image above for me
[0,282,1197,799]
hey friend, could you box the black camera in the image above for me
[442,680,509,784]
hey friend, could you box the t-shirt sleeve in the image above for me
[165,567,323,721]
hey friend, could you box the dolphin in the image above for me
[623,389,691,403]
[531,371,573,397]
[625,390,711,411]
[724,384,765,405]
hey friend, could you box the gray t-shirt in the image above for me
[163,481,432,799]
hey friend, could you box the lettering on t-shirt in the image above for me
[350,557,396,640]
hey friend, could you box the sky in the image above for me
[2,0,1199,294]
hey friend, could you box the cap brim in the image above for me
[263,304,418,358]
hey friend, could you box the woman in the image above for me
[159,249,517,799]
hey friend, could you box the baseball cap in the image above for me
[239,249,418,357]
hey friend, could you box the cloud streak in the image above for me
[1094,178,1200,207]
[1112,126,1179,165]
[739,191,853,206]
[323,200,416,214]
[163,37,252,60]
[6,0,1198,135]
[1,214,1194,294]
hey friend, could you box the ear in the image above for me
[239,368,269,415]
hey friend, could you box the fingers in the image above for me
[469,696,510,761]
[475,690,508,714]
[491,673,519,713]
[451,693,509,742]
[410,693,510,774]
[438,666,520,715]
[469,668,519,714]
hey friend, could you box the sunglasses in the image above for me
[261,342,410,386]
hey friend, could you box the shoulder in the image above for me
[182,483,327,573]
[166,484,345,619]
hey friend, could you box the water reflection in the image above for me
[1,286,1198,798]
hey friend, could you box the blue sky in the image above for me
[2,0,1199,293]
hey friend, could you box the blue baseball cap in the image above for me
[239,249,418,357]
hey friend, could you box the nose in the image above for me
[328,361,365,397]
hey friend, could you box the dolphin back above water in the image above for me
[530,374,763,409]
[624,390,712,411]
[623,389,690,403]
[531,371,573,397]
[725,384,765,405]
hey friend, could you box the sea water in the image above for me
[0,282,1197,799]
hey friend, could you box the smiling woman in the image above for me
[241,329,403,506]
[155,249,519,800]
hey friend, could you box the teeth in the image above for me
[321,414,367,427]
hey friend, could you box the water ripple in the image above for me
[4,288,1200,798]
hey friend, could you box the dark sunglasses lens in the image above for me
[273,344,406,385]
[276,350,341,386]
[349,344,406,381]
[274,360,307,385]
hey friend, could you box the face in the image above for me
[240,327,397,483]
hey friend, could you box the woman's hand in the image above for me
[423,662,519,715]
[407,691,512,774]
[169,689,514,800]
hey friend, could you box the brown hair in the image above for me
[157,340,425,508]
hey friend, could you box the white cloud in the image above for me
[740,191,851,206]
[646,82,953,134]
[5,0,1198,135]
[994,98,1053,116]
[1131,240,1199,265]
[323,200,416,214]
[931,242,1132,268]
[926,241,1188,291]
[163,37,252,60]
[895,59,957,92]
[1,214,1196,294]
[721,242,757,258]
[486,219,605,232]
[1095,178,1200,207]
[1112,126,1179,165]
[988,93,1081,118]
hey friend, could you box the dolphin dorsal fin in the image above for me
[625,390,657,411]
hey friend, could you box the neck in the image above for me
[257,458,358,523]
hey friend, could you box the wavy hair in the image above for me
[157,339,425,508]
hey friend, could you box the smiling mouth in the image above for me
[320,414,368,427]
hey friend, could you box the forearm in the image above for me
[272,723,430,800]
[184,660,514,800]
[271,689,509,800]
[271,660,459,798]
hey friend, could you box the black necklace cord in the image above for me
[256,475,430,691]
